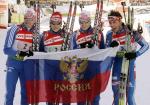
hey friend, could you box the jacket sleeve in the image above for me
[3,25,19,56]
[133,31,149,57]
[105,31,113,48]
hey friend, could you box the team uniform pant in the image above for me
[112,58,136,105]
[77,95,100,105]
[47,95,100,105]
[4,65,28,105]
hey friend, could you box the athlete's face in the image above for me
[80,21,91,31]
[24,18,35,29]
[108,16,122,32]
[50,21,62,32]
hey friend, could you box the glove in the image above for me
[110,40,119,47]
[18,51,29,57]
[80,42,94,48]
[125,52,136,60]
[27,50,34,57]
[80,43,86,48]
[87,42,94,48]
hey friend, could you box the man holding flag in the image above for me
[39,11,65,52]
[70,10,105,105]
[39,11,69,105]
[3,8,35,105]
[106,10,149,105]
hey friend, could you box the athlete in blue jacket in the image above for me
[70,10,105,105]
[106,10,149,105]
[3,8,35,105]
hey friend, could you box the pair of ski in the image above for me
[61,1,77,51]
[92,0,103,46]
[118,2,134,105]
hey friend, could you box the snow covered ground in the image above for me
[0,6,150,105]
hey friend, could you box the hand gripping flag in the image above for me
[24,47,118,104]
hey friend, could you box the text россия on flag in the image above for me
[24,47,118,104]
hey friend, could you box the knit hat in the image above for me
[24,8,36,20]
[79,10,91,23]
[50,12,62,23]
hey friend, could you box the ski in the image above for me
[92,0,103,46]
[69,1,77,37]
[118,3,134,105]
[92,0,99,45]
[62,1,77,51]
[61,1,73,51]
[97,0,103,46]
[32,1,40,52]
[66,1,73,33]
[93,0,100,30]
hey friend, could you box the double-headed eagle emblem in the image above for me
[60,55,88,83]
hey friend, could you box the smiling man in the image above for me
[70,10,105,50]
[3,8,35,105]
[70,10,105,105]
[106,10,149,105]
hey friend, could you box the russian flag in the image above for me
[24,47,118,104]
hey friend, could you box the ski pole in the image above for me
[121,2,127,24]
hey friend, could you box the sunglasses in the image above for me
[79,21,90,24]
[108,16,121,21]
[51,22,61,25]
[24,18,33,21]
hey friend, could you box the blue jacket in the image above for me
[106,26,149,57]
[3,24,35,67]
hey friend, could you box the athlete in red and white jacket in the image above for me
[40,12,65,52]
[39,12,69,105]
[70,10,105,105]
